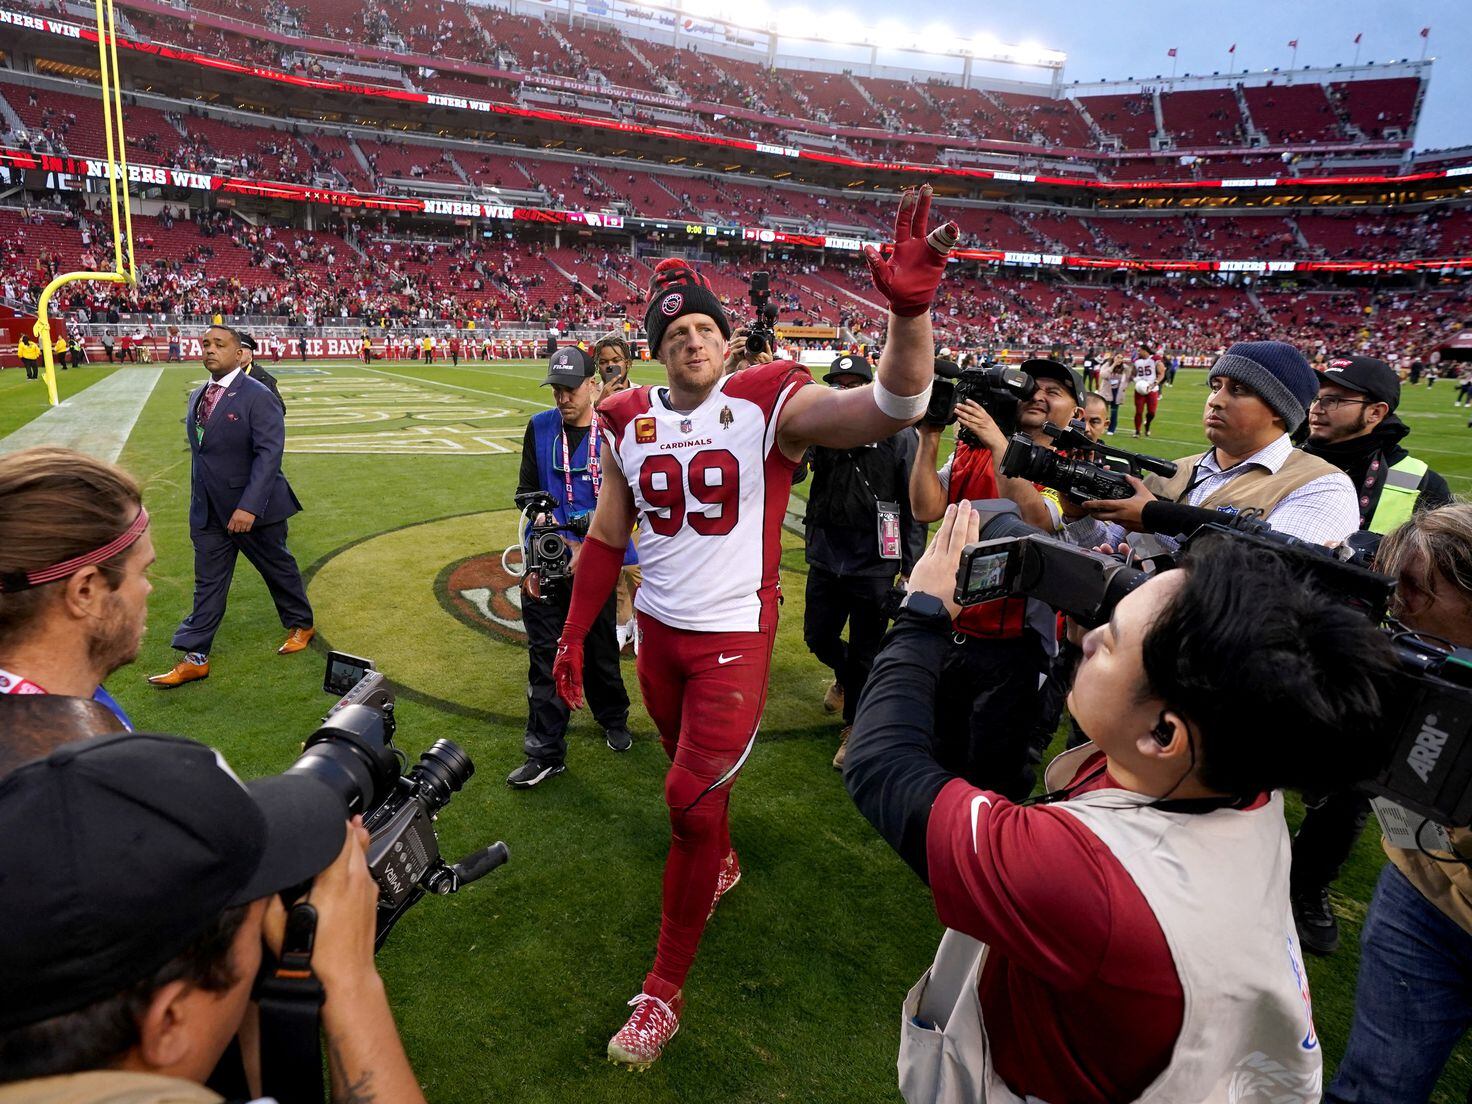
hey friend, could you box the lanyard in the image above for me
[560,411,601,509]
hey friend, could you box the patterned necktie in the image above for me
[195,383,223,444]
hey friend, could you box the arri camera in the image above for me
[1000,420,1179,502]
[511,489,589,600]
[924,358,1035,442]
[286,651,508,949]
[746,270,780,357]
[952,509,1472,829]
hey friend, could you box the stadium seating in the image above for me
[1243,83,1341,144]
[1079,93,1158,149]
[1331,77,1420,139]
[991,92,1093,148]
[855,77,948,134]
[354,137,462,183]
[556,20,665,94]
[1160,88,1244,147]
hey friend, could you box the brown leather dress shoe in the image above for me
[278,626,316,655]
[148,658,210,687]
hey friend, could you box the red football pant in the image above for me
[1133,390,1159,433]
[634,603,778,998]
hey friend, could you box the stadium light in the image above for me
[779,5,822,40]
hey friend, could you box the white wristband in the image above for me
[872,377,932,420]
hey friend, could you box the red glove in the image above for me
[863,185,958,318]
[551,533,625,709]
[553,641,586,710]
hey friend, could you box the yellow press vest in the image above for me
[1367,456,1428,535]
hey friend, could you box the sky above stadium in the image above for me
[849,0,1468,151]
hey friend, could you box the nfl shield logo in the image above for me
[680,418,693,434]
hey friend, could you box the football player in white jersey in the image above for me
[551,186,958,1067]
[1132,344,1162,438]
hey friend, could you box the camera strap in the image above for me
[256,901,326,1104]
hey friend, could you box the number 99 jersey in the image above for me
[598,361,812,633]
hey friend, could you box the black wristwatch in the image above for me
[898,590,951,622]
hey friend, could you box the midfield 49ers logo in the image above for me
[660,292,684,316]
[441,553,528,644]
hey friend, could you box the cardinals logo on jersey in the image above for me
[720,406,734,429]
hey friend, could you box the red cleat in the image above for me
[708,849,741,920]
[607,990,683,1069]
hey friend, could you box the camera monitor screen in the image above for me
[324,651,374,696]
[959,548,1014,604]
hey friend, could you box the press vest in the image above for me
[897,745,1321,1104]
[1147,447,1339,516]
[528,409,636,566]
[1367,455,1429,535]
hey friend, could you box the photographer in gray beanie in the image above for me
[1081,341,1360,544]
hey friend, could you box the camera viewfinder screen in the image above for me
[964,551,1011,600]
[325,653,371,696]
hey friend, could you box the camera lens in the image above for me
[535,531,568,564]
[289,704,400,814]
[410,739,475,810]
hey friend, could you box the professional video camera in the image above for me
[950,509,1472,828]
[999,420,1179,502]
[924,359,1035,442]
[511,489,589,599]
[746,270,780,356]
[286,652,508,949]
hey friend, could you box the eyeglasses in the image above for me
[828,380,866,390]
[1309,395,1376,411]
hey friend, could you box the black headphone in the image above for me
[1150,711,1174,748]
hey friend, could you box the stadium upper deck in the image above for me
[0,0,1435,186]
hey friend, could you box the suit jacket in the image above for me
[186,372,302,530]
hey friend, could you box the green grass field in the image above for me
[6,357,1471,1102]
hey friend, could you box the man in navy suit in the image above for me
[149,325,314,687]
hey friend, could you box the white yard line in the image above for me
[356,364,551,409]
[0,367,163,463]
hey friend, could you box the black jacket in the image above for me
[243,360,285,411]
[804,428,925,577]
[1303,415,1451,530]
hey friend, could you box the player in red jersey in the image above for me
[552,186,958,1067]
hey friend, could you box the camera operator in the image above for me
[908,358,1081,797]
[0,732,428,1104]
[803,353,926,769]
[0,447,153,731]
[723,327,776,375]
[845,500,1398,1104]
[1081,341,1360,545]
[508,346,633,788]
[1289,354,1455,956]
[1327,504,1472,1104]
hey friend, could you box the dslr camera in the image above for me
[287,651,507,948]
[514,489,590,599]
[746,270,780,357]
[925,358,1035,443]
[1001,420,1178,502]
[952,509,1472,829]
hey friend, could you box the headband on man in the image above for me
[0,507,150,594]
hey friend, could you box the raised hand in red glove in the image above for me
[863,184,958,318]
[552,639,585,710]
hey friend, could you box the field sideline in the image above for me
[3,356,1470,1102]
